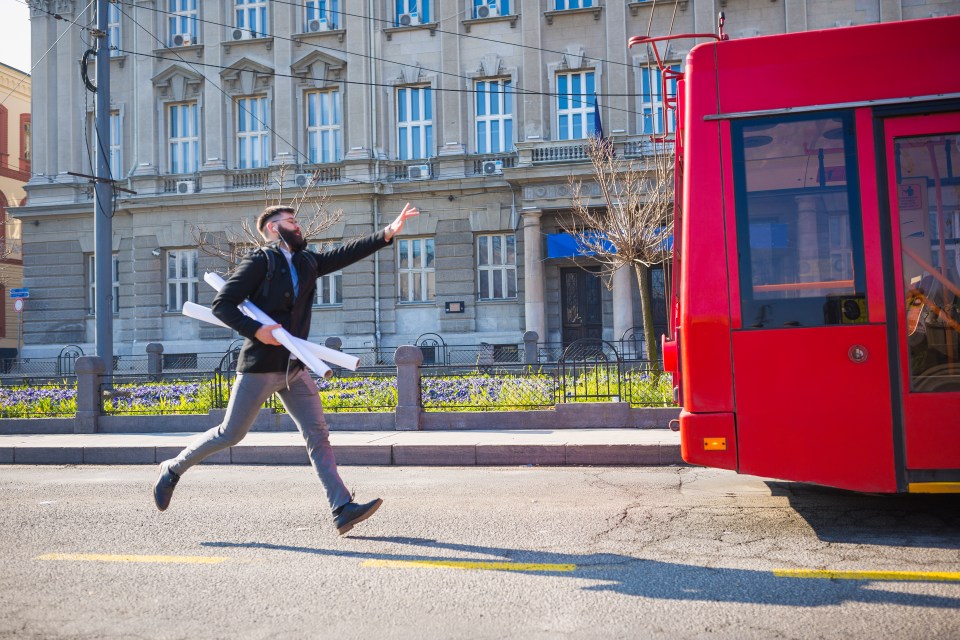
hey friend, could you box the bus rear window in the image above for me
[732,113,867,328]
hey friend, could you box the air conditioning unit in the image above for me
[477,4,500,18]
[294,173,313,188]
[232,28,254,41]
[398,12,422,27]
[172,33,192,47]
[176,180,196,194]
[307,18,331,32]
[407,164,430,180]
[481,160,504,175]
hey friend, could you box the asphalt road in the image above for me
[1,465,958,639]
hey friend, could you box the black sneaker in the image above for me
[333,498,383,535]
[153,460,180,512]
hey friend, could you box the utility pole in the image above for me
[93,0,113,369]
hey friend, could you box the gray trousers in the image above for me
[167,369,351,512]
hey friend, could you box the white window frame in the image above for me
[236,96,270,169]
[475,79,513,154]
[397,237,435,303]
[309,242,343,306]
[87,254,120,315]
[168,0,198,45]
[555,0,592,8]
[477,234,517,300]
[107,2,121,56]
[168,101,199,174]
[235,0,268,38]
[166,249,199,312]
[305,0,339,28]
[556,70,595,141]
[306,90,342,164]
[473,0,508,17]
[639,64,680,135]
[397,86,433,160]
[109,111,122,180]
[396,0,429,24]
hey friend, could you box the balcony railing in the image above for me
[517,134,676,166]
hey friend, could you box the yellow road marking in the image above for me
[362,559,576,572]
[774,569,960,582]
[35,553,229,565]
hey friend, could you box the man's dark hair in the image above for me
[257,205,296,233]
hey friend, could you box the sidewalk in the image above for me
[0,429,682,467]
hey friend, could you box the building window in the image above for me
[557,70,595,141]
[237,96,270,169]
[395,0,429,25]
[477,234,517,300]
[398,237,435,302]
[639,64,680,135]
[168,0,198,45]
[109,111,122,179]
[309,242,343,306]
[168,102,199,174]
[107,2,122,56]
[306,90,341,164]
[166,249,199,312]
[473,0,509,17]
[475,79,513,154]
[88,254,120,315]
[397,86,433,160]
[305,0,339,29]
[20,114,30,165]
[236,0,268,38]
[555,0,592,8]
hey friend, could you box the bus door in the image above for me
[729,112,898,492]
[884,112,960,486]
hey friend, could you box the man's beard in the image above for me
[278,226,306,252]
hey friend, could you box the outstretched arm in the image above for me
[383,203,420,242]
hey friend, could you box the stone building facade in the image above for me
[16,0,959,362]
[0,63,29,360]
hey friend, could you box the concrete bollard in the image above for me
[146,343,164,376]
[394,345,423,431]
[75,356,106,434]
[523,331,539,365]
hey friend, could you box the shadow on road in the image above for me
[768,482,960,548]
[202,537,960,608]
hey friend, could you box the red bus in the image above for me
[633,15,960,493]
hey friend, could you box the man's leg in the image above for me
[277,370,352,512]
[154,373,282,511]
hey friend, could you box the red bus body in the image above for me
[657,16,960,493]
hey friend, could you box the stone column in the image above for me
[523,330,539,365]
[612,265,634,343]
[394,345,423,431]
[146,343,164,376]
[75,356,105,434]
[522,209,546,342]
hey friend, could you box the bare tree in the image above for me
[565,137,674,368]
[191,164,344,271]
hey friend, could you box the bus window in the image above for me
[732,113,867,329]
[898,131,960,392]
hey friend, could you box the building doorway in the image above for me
[561,267,603,346]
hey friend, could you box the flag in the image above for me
[592,92,605,140]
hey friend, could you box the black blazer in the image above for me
[212,230,391,373]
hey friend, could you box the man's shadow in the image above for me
[202,536,960,608]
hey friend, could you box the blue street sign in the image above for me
[9,288,29,299]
